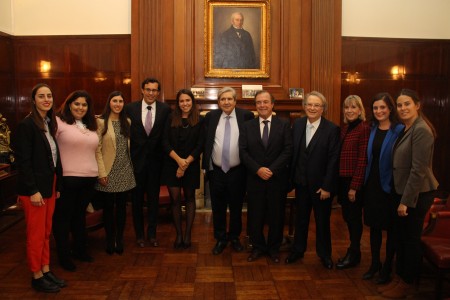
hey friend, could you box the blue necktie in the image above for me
[221,116,231,173]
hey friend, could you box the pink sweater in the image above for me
[56,117,99,177]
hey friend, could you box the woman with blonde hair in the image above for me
[336,95,370,270]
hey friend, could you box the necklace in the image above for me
[74,120,90,135]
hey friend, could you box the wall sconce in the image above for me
[122,74,131,85]
[343,72,361,84]
[94,71,108,82]
[390,65,406,80]
[40,60,51,73]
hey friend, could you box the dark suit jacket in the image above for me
[14,116,62,197]
[291,116,340,195]
[202,107,254,171]
[214,26,258,69]
[239,116,292,191]
[125,100,171,174]
[393,116,439,207]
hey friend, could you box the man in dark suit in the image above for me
[125,77,171,248]
[203,87,254,255]
[239,91,292,263]
[285,91,340,269]
[214,12,258,69]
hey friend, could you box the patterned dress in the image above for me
[95,121,136,193]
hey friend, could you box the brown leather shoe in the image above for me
[381,279,414,298]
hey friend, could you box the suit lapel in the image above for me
[107,118,116,149]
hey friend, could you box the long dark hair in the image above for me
[99,91,130,138]
[171,89,200,127]
[30,83,57,136]
[370,92,399,129]
[397,89,436,138]
[57,90,97,131]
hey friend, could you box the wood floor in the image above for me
[0,204,447,299]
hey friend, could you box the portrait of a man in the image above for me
[214,11,259,69]
[205,0,269,78]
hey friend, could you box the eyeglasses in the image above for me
[144,88,159,93]
[305,103,323,109]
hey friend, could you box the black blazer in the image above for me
[291,116,340,194]
[14,116,62,198]
[202,107,254,171]
[239,116,292,191]
[125,100,171,174]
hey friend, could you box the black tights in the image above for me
[102,191,128,249]
[168,186,196,243]
[369,226,395,274]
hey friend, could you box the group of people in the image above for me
[14,80,438,299]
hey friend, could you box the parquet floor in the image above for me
[0,204,447,299]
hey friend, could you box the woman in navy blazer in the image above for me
[14,83,65,293]
[362,93,403,284]
[380,89,439,298]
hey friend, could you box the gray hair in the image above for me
[303,91,328,112]
[217,87,236,100]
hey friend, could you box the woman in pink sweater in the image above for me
[52,90,99,272]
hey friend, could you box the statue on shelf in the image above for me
[0,113,14,164]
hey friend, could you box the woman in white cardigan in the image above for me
[95,91,136,255]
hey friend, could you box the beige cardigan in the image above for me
[95,117,131,178]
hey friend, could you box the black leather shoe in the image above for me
[212,240,228,255]
[269,253,280,263]
[115,245,124,255]
[43,271,66,288]
[285,252,304,264]
[336,252,360,270]
[72,252,94,262]
[247,250,263,262]
[362,262,382,280]
[231,239,244,252]
[137,239,145,248]
[106,246,114,255]
[31,276,60,293]
[321,257,334,269]
[59,259,76,272]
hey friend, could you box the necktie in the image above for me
[221,116,231,173]
[306,124,314,147]
[262,120,269,148]
[145,106,152,135]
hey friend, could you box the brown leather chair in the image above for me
[421,196,450,299]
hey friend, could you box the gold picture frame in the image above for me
[204,0,270,78]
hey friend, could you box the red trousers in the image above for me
[20,187,56,272]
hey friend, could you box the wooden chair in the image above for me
[421,196,450,299]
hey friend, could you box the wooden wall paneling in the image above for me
[173,1,193,94]
[0,33,16,129]
[11,35,131,132]
[310,0,341,124]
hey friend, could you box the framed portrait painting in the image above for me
[204,0,270,78]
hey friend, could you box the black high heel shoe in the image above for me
[362,262,382,280]
[173,236,184,249]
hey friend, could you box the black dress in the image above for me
[161,117,204,188]
[363,128,396,229]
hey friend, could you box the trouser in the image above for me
[20,176,56,272]
[53,176,96,261]
[394,190,435,284]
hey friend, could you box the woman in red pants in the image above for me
[14,83,66,293]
